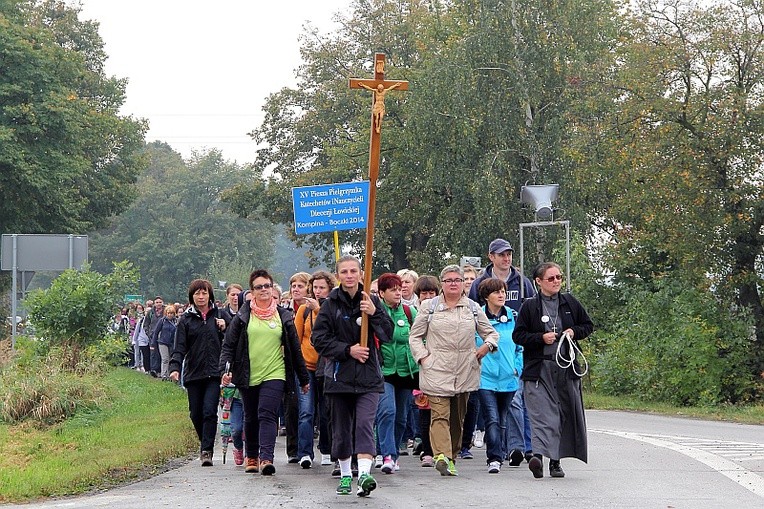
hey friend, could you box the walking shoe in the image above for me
[233,448,244,466]
[336,476,352,495]
[244,457,259,473]
[260,459,276,476]
[488,460,501,474]
[529,456,544,478]
[508,448,524,467]
[435,454,458,476]
[331,461,341,477]
[421,454,434,467]
[549,459,565,478]
[356,472,377,497]
[395,460,400,471]
[321,453,332,466]
[374,454,384,468]
[300,455,312,469]
[200,450,213,467]
[458,447,473,460]
[524,451,534,463]
[287,456,299,464]
[381,455,395,474]
[473,429,485,448]
[398,443,409,456]
[351,461,358,478]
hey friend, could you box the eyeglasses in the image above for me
[442,278,464,284]
[253,283,274,290]
[543,274,563,282]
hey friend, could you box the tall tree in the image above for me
[90,143,275,300]
[0,0,147,235]
[569,0,764,374]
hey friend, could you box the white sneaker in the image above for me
[488,460,501,474]
[394,460,400,471]
[473,429,485,448]
[321,453,332,466]
[300,455,312,469]
[374,454,384,468]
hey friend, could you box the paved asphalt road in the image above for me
[3,410,762,509]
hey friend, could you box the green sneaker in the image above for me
[336,476,352,495]
[447,458,459,476]
[356,472,377,497]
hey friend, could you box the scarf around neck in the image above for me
[251,297,277,321]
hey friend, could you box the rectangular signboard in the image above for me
[292,181,370,235]
[1,234,88,271]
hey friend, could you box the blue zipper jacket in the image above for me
[476,305,522,392]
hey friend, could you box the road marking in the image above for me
[591,429,764,498]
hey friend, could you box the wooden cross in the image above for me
[349,53,408,346]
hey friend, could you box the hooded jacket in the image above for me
[169,304,225,384]
[311,284,393,394]
[468,263,536,313]
[219,305,309,394]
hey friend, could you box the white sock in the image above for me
[339,458,352,477]
[357,457,372,476]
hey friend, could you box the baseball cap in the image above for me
[488,238,513,254]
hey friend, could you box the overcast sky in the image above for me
[79,0,353,164]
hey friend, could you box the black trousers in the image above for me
[185,377,220,453]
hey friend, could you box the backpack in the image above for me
[425,295,479,325]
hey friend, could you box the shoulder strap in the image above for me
[402,304,413,326]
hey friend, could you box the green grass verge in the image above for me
[0,367,196,503]
[585,391,764,425]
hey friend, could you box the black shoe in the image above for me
[287,456,299,464]
[508,449,524,467]
[351,462,358,477]
[524,451,534,463]
[331,461,341,477]
[200,450,213,467]
[528,455,543,478]
[549,459,565,478]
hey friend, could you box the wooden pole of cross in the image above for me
[349,53,408,347]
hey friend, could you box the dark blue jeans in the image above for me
[507,381,533,453]
[461,391,481,450]
[240,379,285,462]
[478,389,515,464]
[297,371,325,459]
[185,377,221,453]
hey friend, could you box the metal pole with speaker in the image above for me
[518,184,570,300]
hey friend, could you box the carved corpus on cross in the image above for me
[349,53,408,346]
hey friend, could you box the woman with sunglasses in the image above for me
[219,269,310,476]
[512,262,594,479]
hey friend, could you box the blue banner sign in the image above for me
[292,181,370,235]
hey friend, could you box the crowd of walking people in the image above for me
[112,238,594,497]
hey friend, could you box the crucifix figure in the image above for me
[349,53,408,346]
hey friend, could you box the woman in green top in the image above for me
[375,272,419,473]
[220,269,310,476]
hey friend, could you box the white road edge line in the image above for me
[591,429,764,498]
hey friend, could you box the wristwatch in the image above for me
[485,342,496,352]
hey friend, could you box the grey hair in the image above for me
[439,264,464,280]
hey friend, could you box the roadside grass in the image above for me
[0,367,196,503]
[585,391,764,425]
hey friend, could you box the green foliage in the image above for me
[591,279,760,406]
[0,0,147,235]
[90,143,275,300]
[24,262,138,360]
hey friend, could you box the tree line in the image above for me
[1,0,762,403]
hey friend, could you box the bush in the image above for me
[590,278,759,406]
[24,262,138,368]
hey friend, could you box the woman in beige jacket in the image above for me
[408,265,499,477]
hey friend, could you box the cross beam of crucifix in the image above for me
[349,53,408,347]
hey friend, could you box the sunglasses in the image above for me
[543,274,563,282]
[253,283,274,290]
